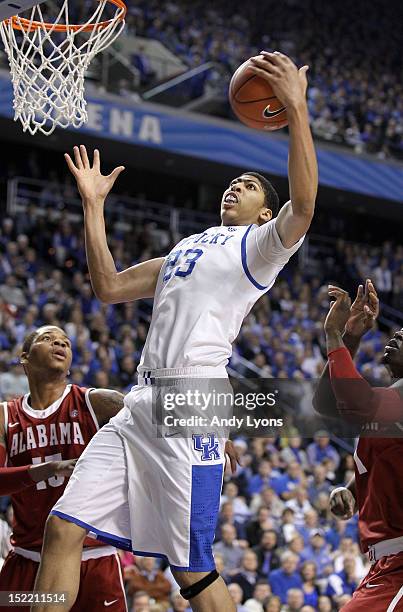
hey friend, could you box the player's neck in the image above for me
[27,377,68,410]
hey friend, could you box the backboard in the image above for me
[0,0,45,21]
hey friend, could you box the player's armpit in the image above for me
[101,257,164,303]
[88,388,125,427]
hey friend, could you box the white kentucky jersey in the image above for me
[138,220,304,372]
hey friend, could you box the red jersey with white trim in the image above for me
[354,433,403,552]
[3,384,103,551]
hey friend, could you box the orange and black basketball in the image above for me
[229,58,288,131]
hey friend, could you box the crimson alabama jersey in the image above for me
[354,434,403,552]
[2,384,103,551]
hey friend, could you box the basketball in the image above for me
[229,58,288,131]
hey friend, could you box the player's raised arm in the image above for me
[249,52,318,247]
[324,287,403,423]
[65,146,164,303]
[313,281,379,417]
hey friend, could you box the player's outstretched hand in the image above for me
[249,51,308,108]
[65,145,125,205]
[345,279,379,338]
[327,280,379,340]
[53,458,78,478]
[324,289,351,334]
[224,440,242,475]
[329,486,357,520]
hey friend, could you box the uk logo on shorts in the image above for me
[192,433,220,461]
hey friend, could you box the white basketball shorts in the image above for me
[51,368,229,572]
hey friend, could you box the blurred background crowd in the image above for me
[124,0,402,159]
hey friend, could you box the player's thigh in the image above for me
[0,553,38,612]
[72,554,127,612]
[52,422,130,540]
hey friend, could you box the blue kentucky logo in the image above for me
[192,433,220,461]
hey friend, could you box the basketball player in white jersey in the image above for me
[34,51,317,612]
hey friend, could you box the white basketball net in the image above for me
[0,1,126,135]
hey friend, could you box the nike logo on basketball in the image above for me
[263,104,286,118]
[366,583,384,588]
[104,600,118,607]
[8,423,20,428]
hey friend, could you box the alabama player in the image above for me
[315,281,403,610]
[34,50,317,612]
[0,325,127,611]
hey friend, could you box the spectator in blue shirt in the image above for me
[306,465,332,503]
[300,531,333,578]
[269,552,303,603]
[326,555,358,598]
[276,461,305,501]
[300,561,320,609]
[325,517,359,551]
[247,460,283,497]
[306,431,340,470]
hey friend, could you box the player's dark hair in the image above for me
[22,331,39,355]
[245,171,280,217]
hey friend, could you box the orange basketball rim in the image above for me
[6,0,127,32]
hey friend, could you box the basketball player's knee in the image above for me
[44,514,87,549]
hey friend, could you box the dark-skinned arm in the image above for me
[324,293,403,424]
[313,281,379,417]
[88,388,125,428]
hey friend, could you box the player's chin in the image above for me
[221,208,238,225]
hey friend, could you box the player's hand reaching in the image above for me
[324,289,351,335]
[65,145,125,206]
[345,279,379,338]
[224,440,242,475]
[329,486,357,520]
[249,51,308,108]
[327,280,379,340]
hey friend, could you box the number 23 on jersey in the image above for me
[163,249,204,282]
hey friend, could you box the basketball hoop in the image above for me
[0,0,127,136]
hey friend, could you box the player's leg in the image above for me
[33,420,131,612]
[71,553,127,612]
[33,515,87,612]
[171,569,236,612]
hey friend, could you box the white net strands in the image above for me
[0,0,126,135]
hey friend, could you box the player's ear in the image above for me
[20,352,28,366]
[258,208,272,225]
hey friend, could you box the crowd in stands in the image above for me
[0,0,401,160]
[123,0,402,160]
